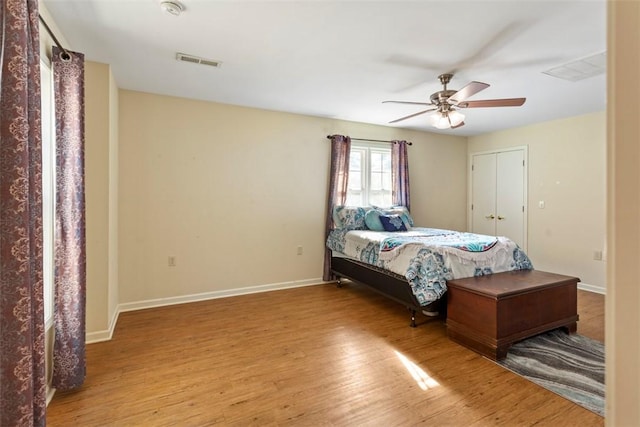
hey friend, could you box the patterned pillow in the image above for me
[372,205,414,228]
[332,206,367,230]
[379,214,408,232]
[386,206,414,227]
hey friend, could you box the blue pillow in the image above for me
[364,209,385,231]
[379,214,408,232]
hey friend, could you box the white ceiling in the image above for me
[43,0,606,136]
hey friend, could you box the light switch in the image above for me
[538,201,545,209]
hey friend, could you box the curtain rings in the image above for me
[59,50,72,62]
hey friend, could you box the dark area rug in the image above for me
[497,329,604,417]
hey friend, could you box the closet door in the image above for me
[470,148,527,250]
[496,150,525,247]
[471,153,497,237]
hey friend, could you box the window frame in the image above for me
[41,57,56,329]
[346,141,392,207]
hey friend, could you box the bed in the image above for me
[326,206,533,326]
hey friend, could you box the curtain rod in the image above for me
[38,14,71,61]
[325,135,413,146]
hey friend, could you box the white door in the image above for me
[471,153,497,237]
[470,148,527,250]
[496,150,525,247]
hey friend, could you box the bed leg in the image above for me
[336,278,343,288]
[409,309,417,328]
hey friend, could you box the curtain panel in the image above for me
[322,135,351,281]
[0,0,47,424]
[391,140,411,210]
[51,46,87,391]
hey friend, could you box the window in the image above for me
[346,142,392,207]
[41,58,55,327]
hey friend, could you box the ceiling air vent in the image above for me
[176,53,222,68]
[542,51,606,82]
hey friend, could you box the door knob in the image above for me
[498,215,506,220]
[485,214,495,220]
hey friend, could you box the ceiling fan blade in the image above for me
[383,100,433,106]
[389,108,436,124]
[448,81,490,104]
[451,121,465,129]
[458,98,526,108]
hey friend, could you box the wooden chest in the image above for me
[446,270,579,360]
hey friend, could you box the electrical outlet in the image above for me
[168,256,176,267]
[297,246,303,255]
[593,251,602,261]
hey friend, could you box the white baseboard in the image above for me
[86,306,121,344]
[578,282,606,295]
[86,278,325,344]
[46,386,56,406]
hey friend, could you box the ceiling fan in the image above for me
[383,73,526,129]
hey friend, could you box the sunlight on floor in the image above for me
[395,350,439,391]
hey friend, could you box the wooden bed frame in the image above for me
[330,256,443,327]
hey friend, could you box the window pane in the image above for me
[350,150,362,171]
[369,192,381,207]
[371,152,382,172]
[370,190,392,207]
[371,172,382,190]
[348,171,361,190]
[369,191,385,207]
[382,171,392,191]
[382,153,391,172]
[345,192,362,206]
[347,149,364,202]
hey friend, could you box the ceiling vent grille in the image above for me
[176,53,222,68]
[542,51,606,82]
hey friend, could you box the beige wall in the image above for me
[606,1,640,424]
[117,90,467,305]
[469,112,606,291]
[410,131,469,231]
[85,62,119,336]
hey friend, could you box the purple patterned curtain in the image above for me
[323,135,351,281]
[0,0,47,424]
[391,140,411,210]
[51,46,86,391]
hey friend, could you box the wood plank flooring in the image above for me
[46,283,604,426]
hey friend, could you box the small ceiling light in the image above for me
[429,113,450,129]
[160,1,184,16]
[429,110,465,129]
[447,110,465,127]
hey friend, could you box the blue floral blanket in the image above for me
[327,227,533,306]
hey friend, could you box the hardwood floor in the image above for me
[576,289,605,342]
[47,283,604,426]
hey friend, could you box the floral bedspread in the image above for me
[326,227,533,306]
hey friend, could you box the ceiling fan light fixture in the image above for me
[385,74,522,129]
[448,109,465,127]
[429,110,465,129]
[429,113,450,129]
